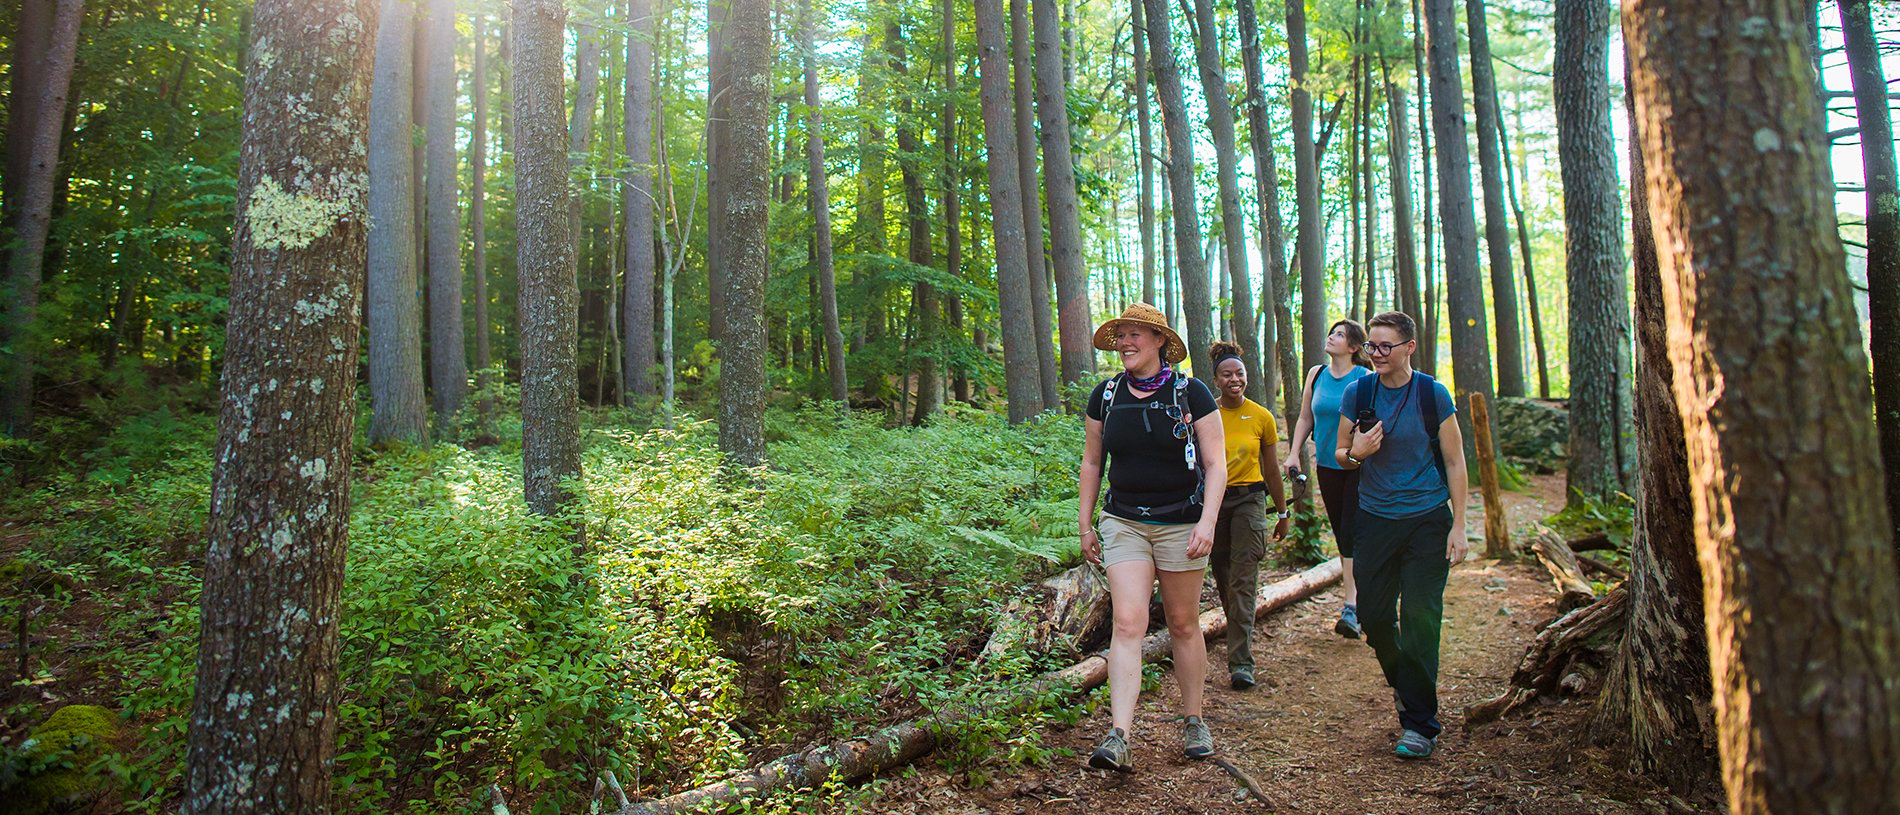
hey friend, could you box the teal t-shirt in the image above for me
[1310,364,1371,470]
[1339,372,1456,519]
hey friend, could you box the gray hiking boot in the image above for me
[1183,716,1214,759]
[1230,665,1256,691]
[1396,728,1435,759]
[1089,727,1132,772]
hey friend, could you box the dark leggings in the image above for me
[1316,466,1361,558]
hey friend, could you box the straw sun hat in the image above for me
[1092,303,1187,364]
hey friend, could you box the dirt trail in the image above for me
[866,475,1688,815]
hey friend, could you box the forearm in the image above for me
[1267,461,1287,511]
[1198,457,1227,524]
[1078,464,1103,530]
[1448,461,1469,530]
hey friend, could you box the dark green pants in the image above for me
[1353,504,1453,739]
[1212,492,1269,671]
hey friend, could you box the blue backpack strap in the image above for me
[1415,373,1448,486]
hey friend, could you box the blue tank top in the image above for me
[1310,364,1371,469]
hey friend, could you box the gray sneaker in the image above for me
[1335,603,1363,639]
[1183,716,1214,759]
[1230,665,1256,690]
[1089,727,1132,772]
[1396,728,1435,759]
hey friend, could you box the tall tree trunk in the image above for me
[1237,0,1292,408]
[887,20,943,424]
[1034,0,1093,388]
[2,0,52,267]
[425,0,466,426]
[1348,30,1364,323]
[1626,2,1900,811]
[1189,0,1259,394]
[1412,0,1435,376]
[1142,0,1213,369]
[182,2,373,810]
[1496,114,1549,399]
[706,0,730,345]
[516,0,580,515]
[1382,55,1421,326]
[472,14,493,411]
[1841,0,1900,566]
[0,0,82,438]
[719,0,772,465]
[1464,0,1523,397]
[802,0,848,404]
[1556,0,1631,506]
[1134,0,1157,307]
[623,0,657,398]
[943,0,970,404]
[366,0,428,445]
[1423,0,1494,441]
[974,0,1043,422]
[1287,0,1323,369]
[1011,0,1060,409]
[1587,44,1715,794]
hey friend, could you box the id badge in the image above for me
[1184,439,1197,470]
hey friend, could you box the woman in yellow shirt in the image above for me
[1207,341,1289,690]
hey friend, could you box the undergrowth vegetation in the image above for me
[2,404,1092,813]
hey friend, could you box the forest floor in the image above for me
[862,473,1712,815]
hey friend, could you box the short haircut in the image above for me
[1368,311,1417,342]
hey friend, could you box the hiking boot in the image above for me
[1230,666,1256,691]
[1183,716,1214,759]
[1089,728,1132,773]
[1396,729,1435,759]
[1334,603,1363,639]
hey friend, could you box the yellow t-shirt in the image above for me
[1218,397,1280,487]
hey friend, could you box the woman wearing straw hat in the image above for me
[1078,303,1227,772]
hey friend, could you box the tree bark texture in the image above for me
[1423,0,1494,440]
[1496,115,1549,399]
[1383,61,1421,326]
[801,0,848,404]
[1134,0,1156,307]
[1034,0,1094,388]
[1286,0,1323,369]
[706,0,730,344]
[1188,0,1258,394]
[623,0,658,398]
[472,14,493,408]
[515,0,581,514]
[718,0,772,466]
[424,0,466,426]
[1840,0,1900,566]
[366,0,428,445]
[1463,0,1523,397]
[1143,0,1213,369]
[943,0,970,404]
[183,2,374,810]
[1625,2,1900,810]
[975,0,1043,423]
[1556,0,1632,506]
[1586,56,1715,794]
[0,0,82,438]
[1011,0,1061,410]
[886,20,942,424]
[1411,0,1435,376]
[1237,0,1293,410]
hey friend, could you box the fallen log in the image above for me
[1575,552,1627,581]
[620,559,1344,815]
[982,563,1112,662]
[1567,532,1616,552]
[1464,585,1628,728]
[1528,522,1597,612]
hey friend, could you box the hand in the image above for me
[1350,421,1385,461]
[1188,521,1216,559]
[1273,515,1290,541]
[1280,454,1301,477]
[1447,525,1469,565]
[1081,527,1102,565]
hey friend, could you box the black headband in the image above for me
[1213,352,1243,366]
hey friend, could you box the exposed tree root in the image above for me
[1464,584,1627,728]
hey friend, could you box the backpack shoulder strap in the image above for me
[1353,371,1376,420]
[1416,373,1448,486]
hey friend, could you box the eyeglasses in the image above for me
[1362,340,1412,357]
[1165,404,1190,439]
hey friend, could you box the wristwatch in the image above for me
[1277,510,1290,519]
[1345,452,1363,466]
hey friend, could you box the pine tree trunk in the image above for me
[623,0,658,398]
[516,0,581,514]
[1464,0,1523,397]
[719,0,772,465]
[1412,0,1435,376]
[1496,114,1548,399]
[974,0,1044,422]
[366,0,428,445]
[183,2,373,810]
[1034,0,1094,388]
[1587,47,1715,795]
[706,0,730,345]
[854,26,885,360]
[472,15,493,411]
[801,0,848,404]
[1287,0,1323,369]
[888,20,942,423]
[1556,0,1631,506]
[1011,0,1060,409]
[1626,1,1900,809]
[1143,0,1213,368]
[1188,0,1258,393]
[424,0,466,426]
[1840,0,1900,567]
[1237,0,1293,409]
[1423,0,1494,439]
[943,0,970,404]
[0,0,82,438]
[1134,0,1157,307]
[1382,56,1421,326]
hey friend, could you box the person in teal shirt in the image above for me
[1281,320,1372,637]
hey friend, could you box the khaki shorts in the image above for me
[1099,514,1208,572]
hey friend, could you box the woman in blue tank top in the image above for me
[1281,320,1371,638]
